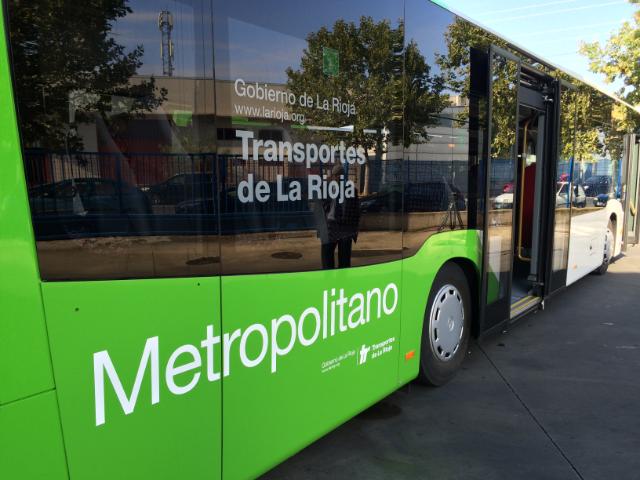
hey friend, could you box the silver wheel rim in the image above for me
[604,227,614,264]
[429,284,465,362]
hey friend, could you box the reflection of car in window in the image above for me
[595,193,609,207]
[493,191,513,209]
[358,187,401,213]
[29,178,151,215]
[28,178,152,239]
[145,173,216,205]
[583,175,612,197]
[223,177,315,234]
[174,178,316,234]
[360,181,465,213]
[494,181,587,210]
[556,182,586,208]
[493,182,515,209]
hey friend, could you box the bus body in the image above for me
[1,1,639,479]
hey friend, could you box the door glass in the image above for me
[566,81,619,284]
[627,141,639,239]
[552,86,575,273]
[485,53,518,304]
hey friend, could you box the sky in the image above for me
[441,0,637,98]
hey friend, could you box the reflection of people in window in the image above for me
[319,164,360,269]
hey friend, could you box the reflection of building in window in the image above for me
[395,95,471,198]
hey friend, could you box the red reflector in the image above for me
[405,350,415,361]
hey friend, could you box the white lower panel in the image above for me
[566,200,623,286]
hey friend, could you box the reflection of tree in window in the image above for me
[286,17,449,193]
[436,20,499,112]
[436,19,516,157]
[563,82,625,200]
[8,0,167,151]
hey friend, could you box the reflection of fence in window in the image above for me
[23,151,216,189]
[220,154,361,184]
[26,151,473,217]
[404,160,469,195]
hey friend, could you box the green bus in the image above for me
[1,0,640,479]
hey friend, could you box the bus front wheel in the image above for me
[418,263,471,386]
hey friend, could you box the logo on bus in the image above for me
[358,344,371,365]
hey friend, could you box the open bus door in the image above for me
[479,46,558,334]
[478,46,520,333]
[546,80,574,294]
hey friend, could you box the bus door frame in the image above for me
[479,46,560,335]
[542,78,570,296]
[518,66,557,298]
[622,133,640,249]
[478,45,521,334]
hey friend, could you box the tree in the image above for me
[436,17,501,96]
[563,84,617,161]
[580,1,640,106]
[435,18,520,160]
[438,18,630,164]
[286,16,450,192]
[8,0,166,151]
[578,4,640,169]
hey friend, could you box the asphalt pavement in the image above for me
[261,246,640,480]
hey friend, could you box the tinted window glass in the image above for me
[571,85,618,214]
[485,52,518,305]
[213,0,403,274]
[402,2,483,256]
[8,0,218,280]
[626,132,640,239]
[552,85,575,273]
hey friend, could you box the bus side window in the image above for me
[7,0,219,280]
[213,3,405,275]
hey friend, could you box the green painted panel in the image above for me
[222,263,402,479]
[398,230,481,384]
[0,5,54,404]
[42,278,221,480]
[0,391,68,480]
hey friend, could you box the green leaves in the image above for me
[286,17,449,152]
[580,2,640,106]
[9,0,166,150]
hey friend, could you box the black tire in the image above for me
[418,262,472,386]
[595,220,615,275]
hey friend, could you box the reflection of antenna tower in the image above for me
[158,10,174,76]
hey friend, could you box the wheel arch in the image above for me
[445,257,481,338]
[397,229,482,385]
[416,257,478,386]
